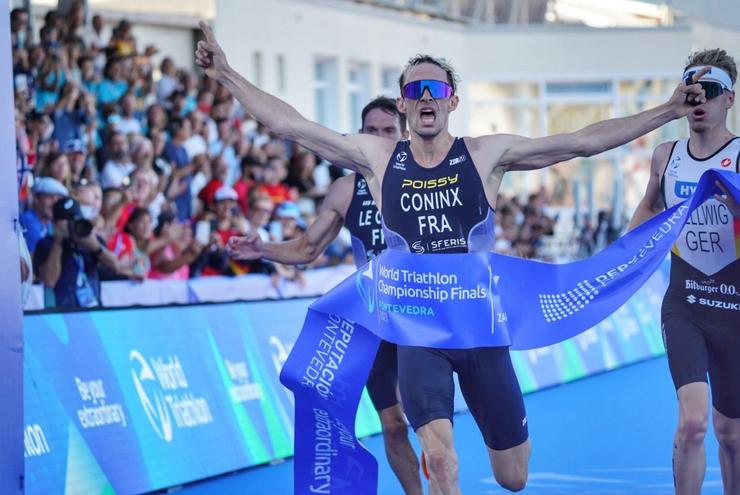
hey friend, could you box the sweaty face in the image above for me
[360,108,403,140]
[399,63,458,139]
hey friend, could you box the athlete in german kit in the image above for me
[629,48,740,495]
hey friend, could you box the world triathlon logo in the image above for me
[396,151,407,162]
[538,280,599,322]
[357,178,368,195]
[130,350,173,442]
[355,263,376,313]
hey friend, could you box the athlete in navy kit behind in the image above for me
[628,49,740,495]
[196,21,708,493]
[227,97,422,494]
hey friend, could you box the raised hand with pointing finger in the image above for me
[195,21,230,80]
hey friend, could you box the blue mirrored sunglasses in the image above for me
[402,79,453,100]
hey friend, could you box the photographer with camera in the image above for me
[34,197,129,308]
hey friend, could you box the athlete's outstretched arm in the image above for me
[227,176,353,264]
[627,142,673,231]
[496,69,710,171]
[195,22,387,173]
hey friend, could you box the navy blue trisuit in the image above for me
[380,137,529,450]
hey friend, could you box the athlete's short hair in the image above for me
[361,96,407,132]
[398,54,460,95]
[685,48,737,86]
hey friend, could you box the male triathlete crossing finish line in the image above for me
[196,19,707,494]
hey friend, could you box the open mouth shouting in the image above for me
[419,107,437,126]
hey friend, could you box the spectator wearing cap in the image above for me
[100,131,135,191]
[21,177,68,252]
[62,138,89,183]
[271,201,305,242]
[34,197,123,308]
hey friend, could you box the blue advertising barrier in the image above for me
[23,300,381,495]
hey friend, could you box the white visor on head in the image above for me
[683,66,734,90]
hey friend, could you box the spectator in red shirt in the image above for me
[197,155,229,211]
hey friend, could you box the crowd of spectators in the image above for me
[12,5,558,309]
[493,189,557,260]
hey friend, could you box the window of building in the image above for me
[314,57,339,130]
[381,66,401,97]
[347,62,371,129]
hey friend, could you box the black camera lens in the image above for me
[71,218,94,237]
